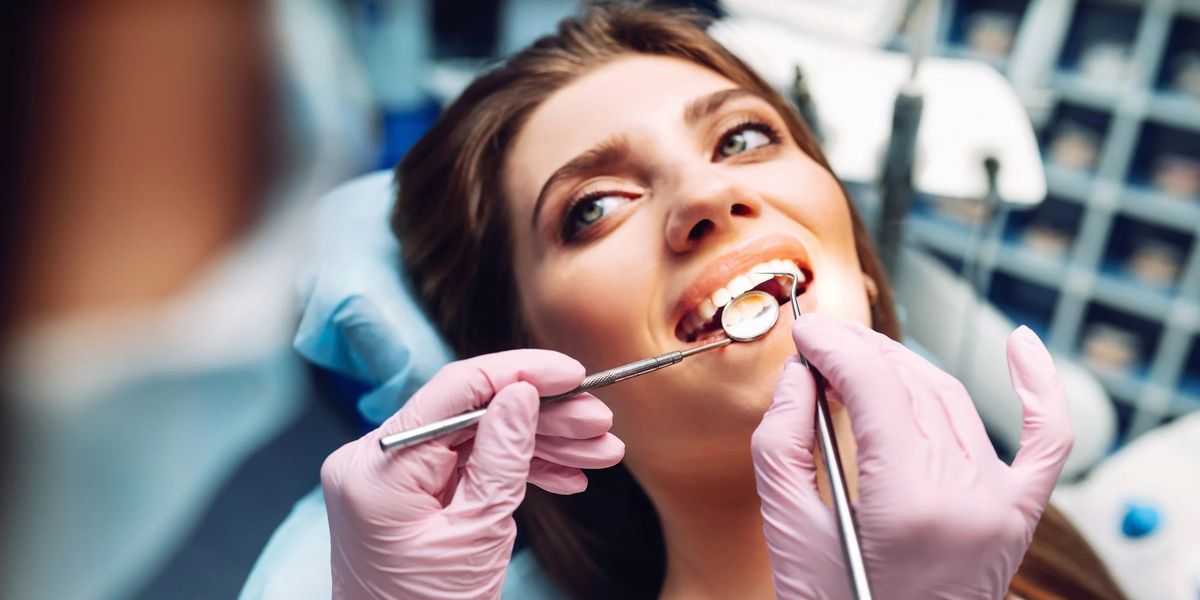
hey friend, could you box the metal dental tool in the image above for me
[379,289,782,452]
[762,270,873,600]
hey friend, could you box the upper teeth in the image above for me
[694,259,806,323]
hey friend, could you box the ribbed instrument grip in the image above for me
[540,352,682,403]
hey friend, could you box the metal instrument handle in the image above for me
[765,268,872,599]
[540,352,682,402]
[377,341,735,452]
[808,360,873,599]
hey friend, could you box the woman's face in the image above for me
[503,55,872,469]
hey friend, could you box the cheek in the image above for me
[747,160,873,327]
[518,234,661,371]
[770,158,855,241]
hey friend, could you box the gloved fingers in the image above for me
[390,349,584,434]
[751,358,828,522]
[1005,326,1074,509]
[533,432,626,469]
[444,393,610,464]
[843,322,996,462]
[452,381,540,518]
[456,428,623,471]
[451,436,604,496]
[452,437,475,468]
[401,443,468,502]
[320,434,454,519]
[536,392,613,439]
[790,314,921,462]
[527,458,589,495]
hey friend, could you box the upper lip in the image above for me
[669,233,812,331]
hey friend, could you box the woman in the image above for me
[320,5,1125,599]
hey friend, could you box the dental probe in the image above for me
[378,290,781,452]
[762,271,873,600]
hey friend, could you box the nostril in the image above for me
[688,219,713,241]
[730,203,752,217]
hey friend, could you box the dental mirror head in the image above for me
[720,290,780,342]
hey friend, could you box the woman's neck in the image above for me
[631,406,858,599]
[633,444,778,600]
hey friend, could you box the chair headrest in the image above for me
[293,170,453,424]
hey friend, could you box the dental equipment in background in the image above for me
[378,289,782,452]
[877,0,938,279]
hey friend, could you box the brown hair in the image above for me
[393,4,1124,599]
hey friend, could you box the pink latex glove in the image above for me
[320,349,625,599]
[752,315,1073,599]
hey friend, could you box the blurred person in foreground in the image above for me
[0,3,312,599]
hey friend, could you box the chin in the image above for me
[672,333,795,428]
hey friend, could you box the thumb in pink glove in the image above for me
[752,315,1073,600]
[321,349,625,599]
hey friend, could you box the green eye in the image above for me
[717,124,775,158]
[562,193,633,240]
[577,199,607,225]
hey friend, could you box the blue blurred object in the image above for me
[345,0,437,169]
[1120,501,1162,539]
[378,100,440,169]
[293,170,454,426]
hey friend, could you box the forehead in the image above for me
[504,54,740,206]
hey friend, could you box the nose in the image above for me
[663,167,762,253]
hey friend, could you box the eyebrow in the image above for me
[683,88,762,128]
[529,87,765,229]
[529,135,631,229]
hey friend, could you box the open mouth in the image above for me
[675,258,812,343]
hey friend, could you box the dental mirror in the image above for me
[720,289,780,342]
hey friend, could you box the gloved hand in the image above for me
[752,315,1073,600]
[321,350,625,600]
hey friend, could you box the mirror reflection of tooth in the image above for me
[729,304,748,324]
[727,309,744,325]
[729,304,746,323]
[754,303,771,319]
[725,305,741,323]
